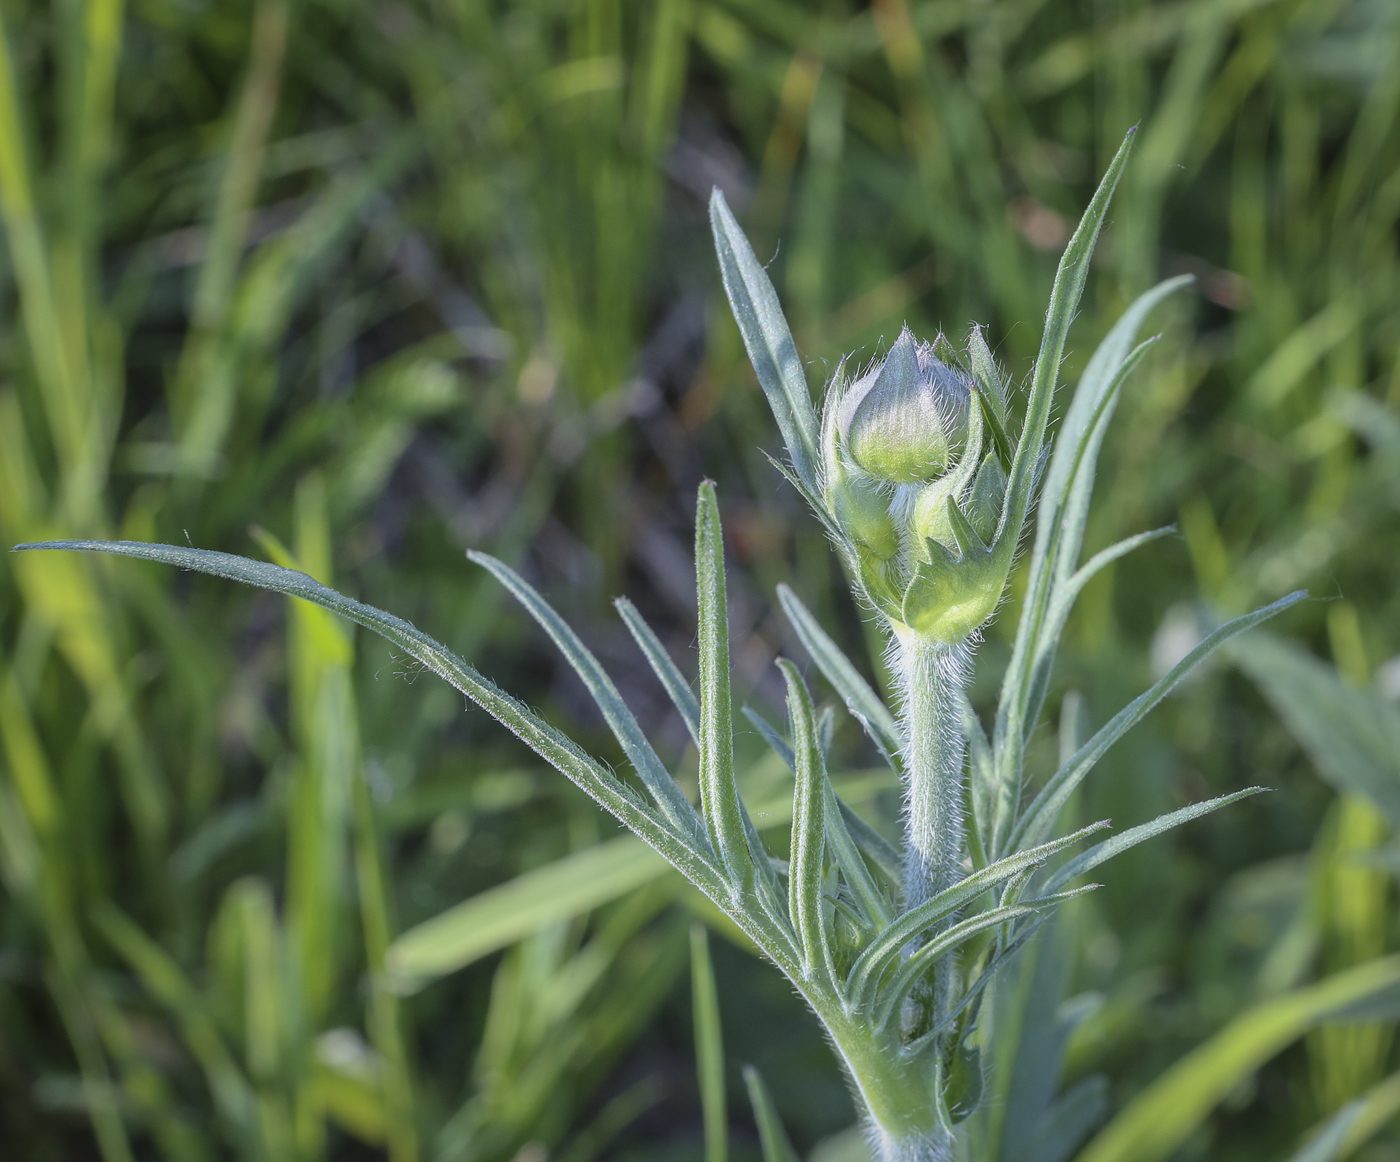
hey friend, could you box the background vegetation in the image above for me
[0,0,1397,1159]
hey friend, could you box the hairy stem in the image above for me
[897,636,971,909]
[869,1127,956,1162]
[894,634,971,1033]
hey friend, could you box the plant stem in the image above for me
[893,632,971,1036]
[896,635,971,911]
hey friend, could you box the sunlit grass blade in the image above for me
[691,924,728,1162]
[743,1065,801,1162]
[13,540,723,886]
[845,823,1108,1007]
[473,551,706,843]
[1078,956,1400,1162]
[778,660,835,987]
[386,835,668,993]
[615,596,700,744]
[710,191,820,490]
[695,483,760,892]
[171,0,287,435]
[776,583,902,766]
[1044,789,1265,895]
[1012,591,1305,853]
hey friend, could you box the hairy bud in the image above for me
[841,328,970,485]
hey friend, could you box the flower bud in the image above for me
[841,328,970,485]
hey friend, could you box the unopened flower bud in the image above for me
[842,328,970,485]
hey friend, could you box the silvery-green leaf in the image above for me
[615,596,701,745]
[776,583,902,766]
[710,190,820,491]
[14,541,726,891]
[1043,788,1265,895]
[472,551,707,847]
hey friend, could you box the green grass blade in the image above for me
[846,824,1108,1006]
[352,769,418,1162]
[615,596,700,744]
[472,551,706,844]
[13,540,723,889]
[695,483,758,892]
[386,835,667,993]
[776,583,901,767]
[691,924,728,1162]
[92,903,256,1135]
[778,660,835,988]
[1044,789,1265,895]
[1077,957,1400,1162]
[1013,592,1305,852]
[742,1065,801,1162]
[710,191,819,490]
[171,0,288,432]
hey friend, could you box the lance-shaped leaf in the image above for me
[996,273,1190,833]
[695,483,760,893]
[741,703,900,897]
[846,823,1109,1008]
[615,596,701,744]
[1012,592,1305,853]
[776,583,902,766]
[14,541,727,894]
[470,551,707,847]
[710,190,820,491]
[872,898,1091,1029]
[1042,788,1265,896]
[778,659,836,989]
[993,129,1135,562]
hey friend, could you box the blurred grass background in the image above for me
[0,0,1398,1159]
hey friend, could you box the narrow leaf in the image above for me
[471,551,706,845]
[695,484,758,892]
[1013,592,1305,852]
[1044,788,1265,895]
[13,542,725,892]
[997,129,1136,556]
[615,596,701,744]
[846,823,1108,1005]
[710,190,819,489]
[874,904,1042,1028]
[779,660,836,988]
[778,583,902,767]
